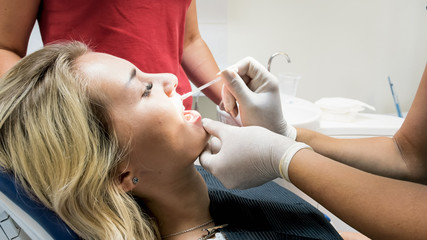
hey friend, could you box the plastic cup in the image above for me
[278,73,301,103]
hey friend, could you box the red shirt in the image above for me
[38,0,193,109]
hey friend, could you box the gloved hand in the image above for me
[221,56,297,140]
[200,118,311,189]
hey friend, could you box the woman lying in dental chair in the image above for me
[0,42,341,240]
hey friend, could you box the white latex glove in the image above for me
[200,118,311,189]
[221,56,297,140]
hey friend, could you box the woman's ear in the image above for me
[118,171,137,192]
[117,157,137,192]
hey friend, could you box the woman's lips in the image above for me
[183,110,201,123]
[172,92,201,123]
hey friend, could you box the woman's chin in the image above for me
[190,137,210,164]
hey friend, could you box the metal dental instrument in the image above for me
[181,76,222,100]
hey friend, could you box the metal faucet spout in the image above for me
[267,52,291,72]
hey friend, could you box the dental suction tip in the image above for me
[181,92,193,100]
[180,76,222,101]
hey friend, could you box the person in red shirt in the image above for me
[0,0,221,109]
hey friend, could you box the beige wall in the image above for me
[225,0,427,114]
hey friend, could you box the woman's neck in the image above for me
[136,165,212,239]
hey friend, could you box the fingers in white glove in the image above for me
[221,57,270,118]
[221,83,238,117]
[222,58,294,137]
[199,118,226,172]
[221,69,253,103]
[229,56,278,92]
[209,136,222,154]
[200,118,301,189]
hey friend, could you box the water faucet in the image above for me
[267,52,291,72]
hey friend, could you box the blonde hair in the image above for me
[0,42,159,239]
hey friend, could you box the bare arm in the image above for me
[296,129,410,181]
[393,63,427,183]
[296,63,427,184]
[181,0,222,105]
[0,0,40,75]
[290,149,427,240]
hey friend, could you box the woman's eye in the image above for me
[142,82,153,97]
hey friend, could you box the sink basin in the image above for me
[282,97,321,131]
[216,97,321,131]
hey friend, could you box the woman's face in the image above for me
[77,52,209,174]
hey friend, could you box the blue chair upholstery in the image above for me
[0,170,78,239]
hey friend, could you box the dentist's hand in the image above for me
[200,118,310,189]
[221,57,296,139]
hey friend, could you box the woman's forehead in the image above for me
[77,53,133,84]
[77,52,132,74]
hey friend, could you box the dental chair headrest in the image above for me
[0,169,78,239]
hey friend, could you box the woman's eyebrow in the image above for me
[125,68,137,87]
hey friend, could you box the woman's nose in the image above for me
[159,73,178,97]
